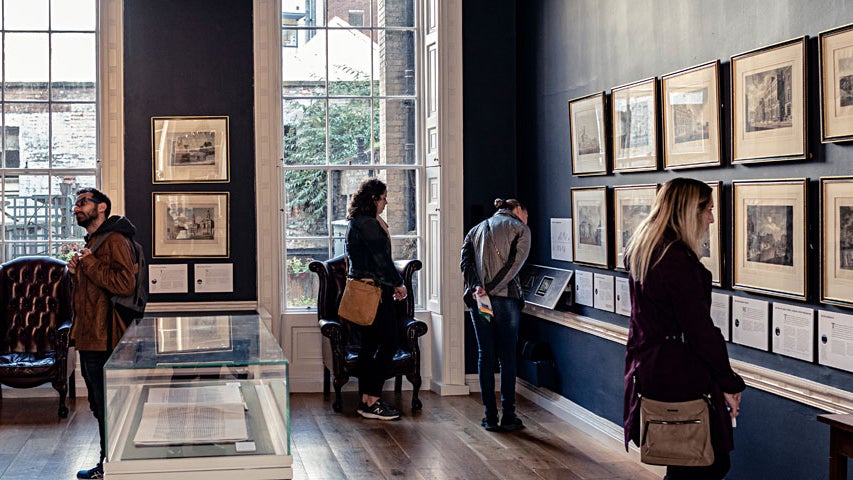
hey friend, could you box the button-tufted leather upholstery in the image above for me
[0,256,75,417]
[310,254,427,413]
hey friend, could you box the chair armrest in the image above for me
[56,319,72,350]
[400,317,428,353]
[318,318,344,343]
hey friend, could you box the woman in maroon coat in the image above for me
[623,178,745,480]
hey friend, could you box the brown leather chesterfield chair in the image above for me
[0,256,75,417]
[309,255,427,413]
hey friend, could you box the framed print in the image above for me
[571,186,609,268]
[732,179,807,300]
[731,37,807,163]
[611,78,658,172]
[661,61,722,169]
[819,23,853,142]
[569,92,608,176]
[701,181,723,286]
[152,116,230,183]
[820,176,853,307]
[153,192,230,258]
[613,184,657,270]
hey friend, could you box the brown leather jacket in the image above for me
[70,216,137,352]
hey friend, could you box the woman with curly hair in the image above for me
[346,177,407,420]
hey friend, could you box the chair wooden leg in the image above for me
[323,367,331,401]
[395,375,402,393]
[69,371,76,399]
[53,378,69,418]
[407,373,423,411]
[332,376,348,413]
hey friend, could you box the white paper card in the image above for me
[575,270,594,307]
[771,303,814,362]
[818,310,853,373]
[710,293,731,341]
[593,273,614,312]
[731,297,769,351]
[615,277,631,316]
[149,264,188,294]
[195,263,234,293]
[550,218,573,262]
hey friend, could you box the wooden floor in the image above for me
[0,389,660,479]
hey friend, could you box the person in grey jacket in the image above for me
[460,198,531,431]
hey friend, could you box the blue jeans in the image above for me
[470,296,521,418]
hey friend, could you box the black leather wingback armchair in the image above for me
[0,256,75,417]
[309,255,427,413]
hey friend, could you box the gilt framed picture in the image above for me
[613,184,657,270]
[732,179,807,300]
[571,186,609,268]
[569,92,608,176]
[819,23,853,142]
[731,37,807,163]
[661,61,722,169]
[611,78,658,172]
[153,192,230,258]
[701,181,723,286]
[152,116,230,183]
[820,176,853,307]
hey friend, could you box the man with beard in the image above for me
[68,187,137,480]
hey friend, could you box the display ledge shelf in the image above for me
[523,304,853,415]
[104,454,292,480]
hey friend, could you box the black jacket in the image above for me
[345,215,403,288]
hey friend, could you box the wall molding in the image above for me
[146,301,258,312]
[524,304,853,415]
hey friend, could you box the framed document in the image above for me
[661,60,722,169]
[153,192,230,258]
[731,37,807,163]
[819,23,853,142]
[571,186,609,268]
[569,92,608,176]
[701,181,723,286]
[613,184,657,270]
[611,78,658,172]
[152,116,230,183]
[732,179,807,300]
[820,176,853,308]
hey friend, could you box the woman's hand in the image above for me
[723,392,742,418]
[393,285,407,301]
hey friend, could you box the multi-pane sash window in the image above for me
[281,0,420,308]
[0,0,97,262]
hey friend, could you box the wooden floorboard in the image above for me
[0,388,660,479]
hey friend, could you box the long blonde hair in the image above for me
[624,178,712,283]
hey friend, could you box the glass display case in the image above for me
[103,314,291,479]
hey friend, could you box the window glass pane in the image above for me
[376,0,415,27]
[5,103,50,168]
[328,28,374,96]
[284,98,327,165]
[283,0,324,28]
[391,237,420,306]
[52,33,96,101]
[283,29,326,96]
[328,0,371,27]
[382,169,417,235]
[5,33,49,100]
[333,168,373,227]
[329,98,372,165]
[376,98,416,164]
[52,174,95,239]
[52,103,96,168]
[284,169,328,236]
[4,0,48,30]
[285,238,328,308]
[378,30,415,96]
[51,0,96,30]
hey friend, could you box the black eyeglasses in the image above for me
[74,197,102,208]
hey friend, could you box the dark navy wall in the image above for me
[123,0,257,303]
[514,1,853,479]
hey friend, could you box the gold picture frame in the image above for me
[611,78,659,172]
[820,176,853,308]
[819,23,853,142]
[732,179,807,300]
[701,181,723,286]
[661,61,722,169]
[613,184,657,270]
[152,116,230,183]
[731,37,808,163]
[569,92,608,176]
[153,192,230,258]
[571,186,609,268]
